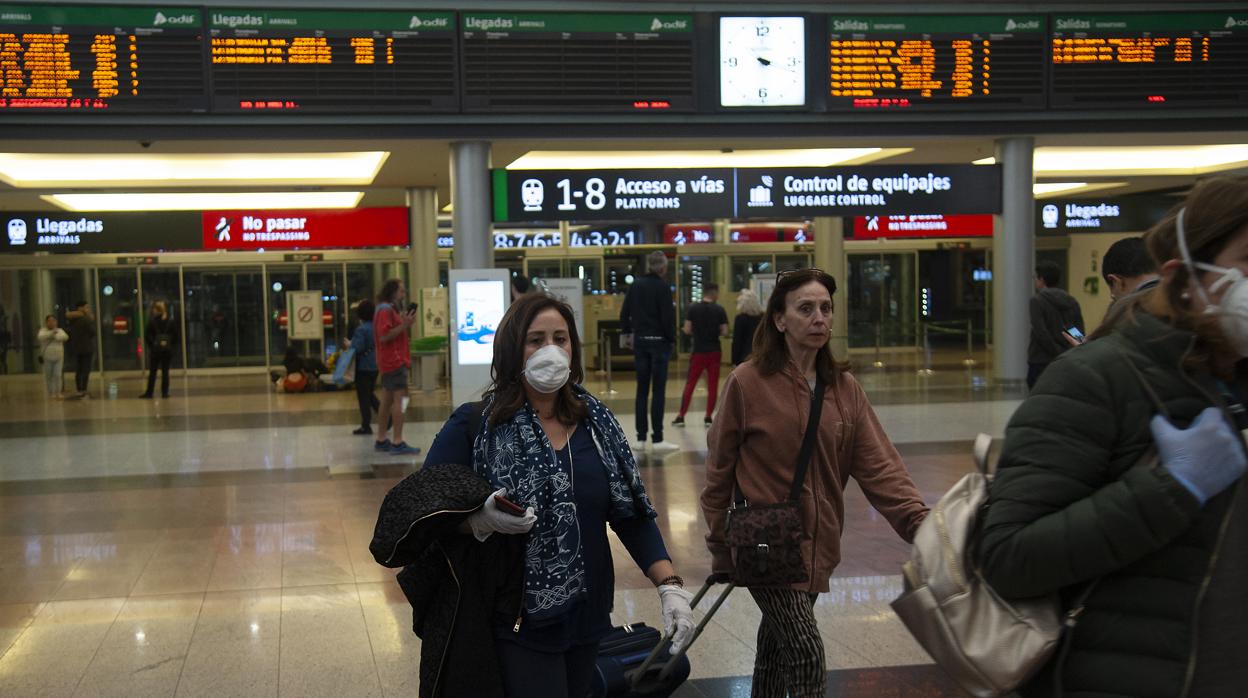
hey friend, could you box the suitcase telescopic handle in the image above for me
[629,575,736,687]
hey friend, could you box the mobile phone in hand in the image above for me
[407,302,419,314]
[494,494,527,517]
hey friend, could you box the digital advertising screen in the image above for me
[827,14,1046,110]
[1050,13,1248,109]
[454,279,504,366]
[208,8,456,113]
[0,3,207,112]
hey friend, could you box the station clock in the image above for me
[719,16,807,108]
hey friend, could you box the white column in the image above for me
[450,141,493,270]
[406,187,439,293]
[814,216,848,355]
[993,137,1035,384]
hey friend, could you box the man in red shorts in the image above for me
[373,278,420,455]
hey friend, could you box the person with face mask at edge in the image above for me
[420,292,695,698]
[978,176,1248,698]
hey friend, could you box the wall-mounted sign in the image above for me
[730,223,812,243]
[1,211,201,253]
[201,207,408,249]
[493,165,1002,222]
[851,214,994,239]
[663,223,714,245]
[287,290,324,340]
[1035,195,1174,234]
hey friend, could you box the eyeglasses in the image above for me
[777,268,836,293]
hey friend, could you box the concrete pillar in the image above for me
[407,187,439,292]
[993,137,1035,384]
[814,217,848,354]
[449,141,493,270]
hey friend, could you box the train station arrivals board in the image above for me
[208,8,456,113]
[1049,13,1248,109]
[460,13,696,113]
[826,14,1046,110]
[0,4,207,112]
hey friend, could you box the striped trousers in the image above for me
[749,587,826,698]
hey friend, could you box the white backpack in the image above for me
[890,433,1064,698]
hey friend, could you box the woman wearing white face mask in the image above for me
[979,176,1248,697]
[420,292,694,698]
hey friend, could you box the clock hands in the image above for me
[757,56,771,66]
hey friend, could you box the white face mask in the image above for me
[1176,207,1248,356]
[523,344,571,393]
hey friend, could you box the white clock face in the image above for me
[719,16,806,107]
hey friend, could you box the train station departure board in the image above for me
[0,4,206,112]
[1050,13,1248,109]
[461,13,696,113]
[208,9,456,113]
[827,15,1046,110]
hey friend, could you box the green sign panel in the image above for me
[209,8,453,32]
[828,15,1045,35]
[0,4,201,28]
[1053,13,1246,33]
[462,13,692,34]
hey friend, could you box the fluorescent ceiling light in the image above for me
[506,148,909,170]
[43,191,364,212]
[442,202,453,212]
[1033,182,1127,198]
[0,152,389,188]
[974,145,1248,176]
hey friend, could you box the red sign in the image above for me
[202,207,409,250]
[662,223,714,245]
[729,224,812,243]
[852,214,994,239]
[112,316,129,334]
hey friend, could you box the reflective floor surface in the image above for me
[0,354,1020,696]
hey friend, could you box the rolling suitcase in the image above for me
[590,573,735,698]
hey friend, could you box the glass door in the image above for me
[266,266,302,366]
[847,252,918,349]
[98,268,141,371]
[307,264,345,359]
[184,268,267,368]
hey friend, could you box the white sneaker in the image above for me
[651,441,680,454]
[630,439,649,453]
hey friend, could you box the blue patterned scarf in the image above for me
[471,384,656,623]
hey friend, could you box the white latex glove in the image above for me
[466,488,537,542]
[658,584,695,652]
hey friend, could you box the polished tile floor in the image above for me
[0,355,1019,696]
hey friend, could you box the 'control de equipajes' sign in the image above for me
[492,165,1001,221]
[201,207,409,249]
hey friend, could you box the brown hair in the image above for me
[751,268,847,383]
[485,292,589,427]
[377,278,403,304]
[1097,176,1248,362]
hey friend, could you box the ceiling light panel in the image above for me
[506,148,910,170]
[975,145,1248,176]
[43,191,364,212]
[0,152,389,188]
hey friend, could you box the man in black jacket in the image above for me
[66,301,96,398]
[620,250,678,452]
[1027,261,1084,389]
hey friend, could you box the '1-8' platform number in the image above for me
[556,178,607,212]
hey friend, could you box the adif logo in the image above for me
[649,17,688,31]
[1005,18,1039,31]
[1041,205,1059,229]
[410,16,449,29]
[154,11,196,26]
[748,176,774,208]
[7,219,26,245]
[1226,16,1248,28]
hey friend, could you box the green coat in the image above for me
[979,312,1242,698]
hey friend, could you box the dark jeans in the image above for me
[74,352,93,393]
[1027,362,1049,390]
[633,338,672,442]
[354,370,380,428]
[145,351,172,396]
[495,639,599,698]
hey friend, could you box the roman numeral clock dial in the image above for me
[719,16,807,107]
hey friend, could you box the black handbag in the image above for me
[724,377,825,587]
